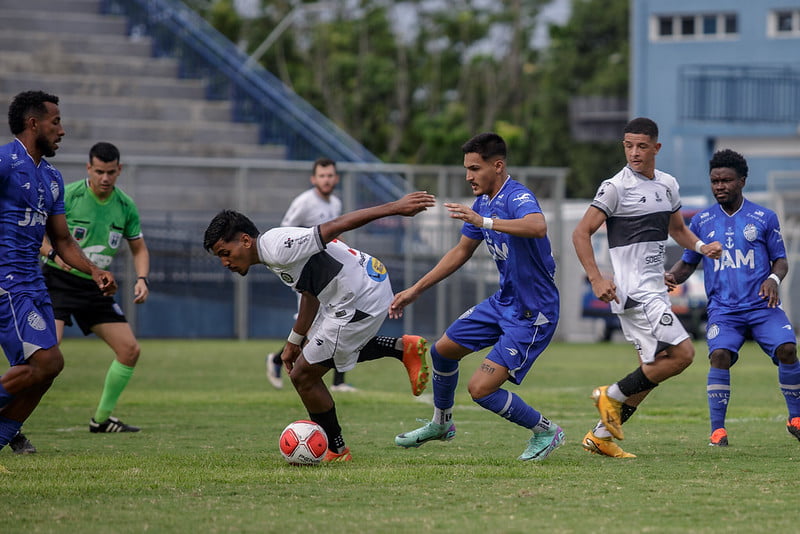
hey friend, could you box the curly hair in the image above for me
[8,90,59,135]
[709,149,748,178]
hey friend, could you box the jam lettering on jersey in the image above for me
[485,234,509,261]
[17,208,47,227]
[713,249,754,272]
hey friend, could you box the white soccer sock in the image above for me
[433,407,452,425]
[592,421,612,439]
[607,383,628,403]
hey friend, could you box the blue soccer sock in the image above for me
[707,367,731,432]
[778,361,800,419]
[474,389,543,430]
[430,345,458,424]
[0,381,12,409]
[0,416,22,450]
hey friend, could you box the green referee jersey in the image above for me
[46,178,143,280]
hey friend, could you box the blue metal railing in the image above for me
[680,64,800,123]
[99,0,405,198]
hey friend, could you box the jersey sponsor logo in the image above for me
[512,192,534,205]
[283,237,294,248]
[27,311,46,331]
[485,238,509,261]
[743,224,757,242]
[659,312,674,326]
[365,257,387,282]
[17,208,47,227]
[280,272,293,284]
[665,188,672,201]
[707,323,719,340]
[82,245,113,269]
[654,191,663,202]
[458,306,475,320]
[713,249,754,272]
[644,243,665,265]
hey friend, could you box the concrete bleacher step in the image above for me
[0,8,127,36]
[0,0,101,13]
[0,72,207,101]
[64,116,261,145]
[0,50,178,79]
[0,30,155,58]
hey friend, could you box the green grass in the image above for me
[1,338,797,533]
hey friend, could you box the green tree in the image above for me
[530,0,629,197]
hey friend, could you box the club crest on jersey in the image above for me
[743,223,757,242]
[659,313,674,326]
[50,180,60,201]
[280,272,293,284]
[73,227,87,241]
[365,257,387,282]
[108,231,122,249]
[707,323,719,340]
[27,311,46,331]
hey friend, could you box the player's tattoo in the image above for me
[479,363,495,374]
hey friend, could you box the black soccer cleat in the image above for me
[90,416,140,433]
[9,431,36,454]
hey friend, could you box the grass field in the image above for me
[1,338,797,533]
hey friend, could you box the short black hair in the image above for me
[89,142,120,164]
[461,132,507,161]
[623,117,659,140]
[709,149,748,178]
[203,210,259,252]
[8,90,60,135]
[313,157,336,174]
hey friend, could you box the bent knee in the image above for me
[776,343,798,365]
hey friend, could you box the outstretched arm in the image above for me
[319,191,435,244]
[444,203,547,238]
[389,235,481,319]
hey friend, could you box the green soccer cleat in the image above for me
[518,425,565,461]
[395,420,456,448]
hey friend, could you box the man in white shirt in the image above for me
[267,159,355,390]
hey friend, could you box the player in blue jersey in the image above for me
[0,91,116,459]
[389,132,565,461]
[666,149,799,446]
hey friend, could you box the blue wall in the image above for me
[632,0,800,197]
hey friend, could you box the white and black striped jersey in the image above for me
[257,226,391,320]
[591,165,681,314]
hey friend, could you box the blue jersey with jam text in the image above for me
[681,198,786,314]
[462,177,559,322]
[0,139,65,293]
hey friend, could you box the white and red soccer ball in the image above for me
[279,420,328,465]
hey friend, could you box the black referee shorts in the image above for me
[43,264,127,335]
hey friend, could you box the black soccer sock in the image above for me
[309,405,345,453]
[617,367,659,397]
[272,347,284,366]
[620,403,637,424]
[332,370,346,386]
[357,336,402,362]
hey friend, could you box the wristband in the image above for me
[287,330,305,345]
[47,249,57,261]
[137,276,149,287]
[769,273,781,286]
[482,217,494,230]
[694,240,705,254]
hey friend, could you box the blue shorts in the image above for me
[0,289,58,365]
[445,296,557,385]
[706,306,796,365]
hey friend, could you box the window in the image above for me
[770,10,800,37]
[652,13,738,41]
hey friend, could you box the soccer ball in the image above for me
[279,420,328,465]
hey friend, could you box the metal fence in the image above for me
[53,155,567,341]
